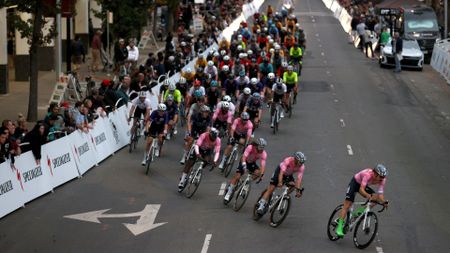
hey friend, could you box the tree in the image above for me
[167,0,181,33]
[0,0,57,121]
[95,0,154,40]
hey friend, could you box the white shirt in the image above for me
[127,45,139,62]
[356,23,366,36]
[132,97,151,110]
[272,83,287,95]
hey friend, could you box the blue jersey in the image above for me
[150,111,169,126]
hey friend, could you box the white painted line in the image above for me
[410,79,415,82]
[201,234,213,253]
[347,145,354,156]
[334,99,339,103]
[319,44,322,47]
[376,246,384,253]
[330,84,334,89]
[315,33,319,37]
[326,70,330,75]
[323,60,327,64]
[340,119,345,127]
[218,183,227,196]
[321,52,325,56]
[312,19,315,22]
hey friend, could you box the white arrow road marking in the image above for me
[218,183,227,195]
[340,119,346,127]
[376,246,384,253]
[201,234,212,253]
[347,145,354,156]
[64,204,167,236]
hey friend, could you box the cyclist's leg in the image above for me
[336,177,359,236]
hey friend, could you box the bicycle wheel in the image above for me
[327,204,344,241]
[185,163,203,198]
[353,212,378,249]
[224,150,236,178]
[145,146,154,175]
[252,190,267,221]
[269,196,291,227]
[129,131,135,153]
[233,180,251,211]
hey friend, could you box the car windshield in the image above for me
[404,12,438,32]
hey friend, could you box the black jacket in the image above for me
[23,122,47,160]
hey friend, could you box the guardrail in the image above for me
[430,39,450,84]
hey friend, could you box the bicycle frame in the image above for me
[270,186,290,212]
[347,201,377,232]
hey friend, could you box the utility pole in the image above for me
[55,0,62,80]
[445,0,448,38]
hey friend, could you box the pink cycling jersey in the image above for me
[195,132,221,162]
[243,145,267,168]
[279,157,305,183]
[212,109,233,124]
[231,118,253,136]
[354,168,386,193]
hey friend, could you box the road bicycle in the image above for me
[327,199,388,249]
[180,157,210,198]
[224,171,262,211]
[144,135,163,175]
[222,141,246,178]
[270,101,283,134]
[253,182,304,228]
[129,117,144,153]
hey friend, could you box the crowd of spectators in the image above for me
[0,0,249,166]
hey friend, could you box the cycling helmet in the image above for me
[241,112,250,121]
[239,70,246,77]
[287,65,294,71]
[209,127,219,140]
[222,95,231,102]
[211,80,218,87]
[166,94,174,102]
[180,41,187,47]
[252,92,261,100]
[238,34,243,40]
[208,60,214,67]
[282,61,288,68]
[276,77,283,84]
[213,52,220,57]
[239,53,245,59]
[221,101,230,110]
[237,45,243,51]
[224,55,230,61]
[251,78,258,85]
[179,77,187,84]
[374,164,388,177]
[185,67,192,74]
[222,65,229,72]
[193,89,203,98]
[209,49,215,55]
[243,87,251,95]
[269,39,274,44]
[157,103,167,111]
[200,105,210,113]
[169,83,176,91]
[168,55,175,61]
[294,151,306,163]
[268,72,275,79]
[247,50,253,55]
[255,138,267,151]
[269,48,275,54]
[220,50,226,56]
[274,44,281,50]
[256,29,261,34]
[163,79,170,86]
[138,91,147,97]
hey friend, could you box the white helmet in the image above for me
[267,35,271,40]
[220,49,226,56]
[282,61,288,68]
[180,41,187,47]
[157,103,167,111]
[237,45,243,51]
[213,51,220,57]
[224,55,230,61]
[138,91,147,97]
[243,87,251,95]
[222,95,231,102]
[168,55,175,61]
[269,39,274,44]
[239,53,245,59]
[222,65,229,72]
[269,48,275,54]
[208,60,214,67]
[163,79,170,86]
[221,101,230,110]
[275,44,281,50]
[169,83,176,91]
[179,77,186,84]
[251,78,258,85]
[267,72,275,79]
[247,50,253,55]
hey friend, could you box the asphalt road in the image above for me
[1,0,450,252]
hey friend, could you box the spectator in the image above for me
[165,32,174,53]
[356,17,366,51]
[44,102,61,127]
[126,38,139,71]
[363,28,375,58]
[15,113,28,141]
[71,35,85,72]
[115,82,130,107]
[392,32,403,73]
[350,15,359,43]
[0,129,14,164]
[91,30,103,72]
[114,38,128,73]
[379,27,390,49]
[23,121,47,164]
[130,73,147,92]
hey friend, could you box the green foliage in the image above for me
[95,0,154,39]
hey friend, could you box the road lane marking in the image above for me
[321,52,325,56]
[340,119,345,127]
[376,247,384,253]
[319,44,322,47]
[218,183,227,195]
[334,99,339,102]
[315,33,319,37]
[201,234,212,253]
[347,145,354,155]
[330,84,334,89]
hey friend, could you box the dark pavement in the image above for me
[1,0,450,252]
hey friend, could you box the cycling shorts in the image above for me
[237,162,259,174]
[345,177,375,202]
[147,124,164,137]
[189,147,212,160]
[213,120,228,131]
[270,166,295,186]
[191,127,206,139]
[229,132,247,145]
[248,110,259,120]
[273,93,284,103]
[286,84,296,93]
[134,107,146,119]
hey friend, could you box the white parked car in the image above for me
[379,38,424,71]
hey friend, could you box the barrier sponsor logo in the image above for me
[95,132,107,146]
[11,164,24,191]
[109,120,120,145]
[50,153,71,169]
[46,155,54,176]
[22,166,43,183]
[0,180,13,196]
[77,142,90,157]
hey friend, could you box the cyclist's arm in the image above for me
[260,151,267,175]
[213,138,221,163]
[163,114,169,134]
[296,164,305,190]
[212,109,219,122]
[359,178,373,199]
[129,105,136,120]
[230,119,237,136]
[283,72,288,83]
[241,145,252,163]
[246,122,253,143]
[294,72,298,84]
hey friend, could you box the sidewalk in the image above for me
[0,42,165,123]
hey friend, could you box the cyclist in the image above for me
[236,87,252,114]
[164,95,179,140]
[256,151,306,214]
[180,105,211,164]
[159,79,170,103]
[178,128,221,190]
[142,104,169,164]
[206,80,221,111]
[217,95,236,115]
[128,91,151,137]
[282,65,298,104]
[194,54,207,70]
[235,70,250,98]
[244,93,263,131]
[263,72,276,106]
[218,65,230,86]
[176,77,188,101]
[258,57,274,81]
[218,112,253,171]
[182,67,196,86]
[223,138,267,203]
[212,101,233,135]
[222,73,238,97]
[271,79,288,126]
[289,42,302,73]
[248,77,264,96]
[187,81,206,107]
[335,164,389,237]
[164,82,182,106]
[204,60,218,80]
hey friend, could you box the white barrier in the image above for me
[430,39,450,84]
[0,0,266,219]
